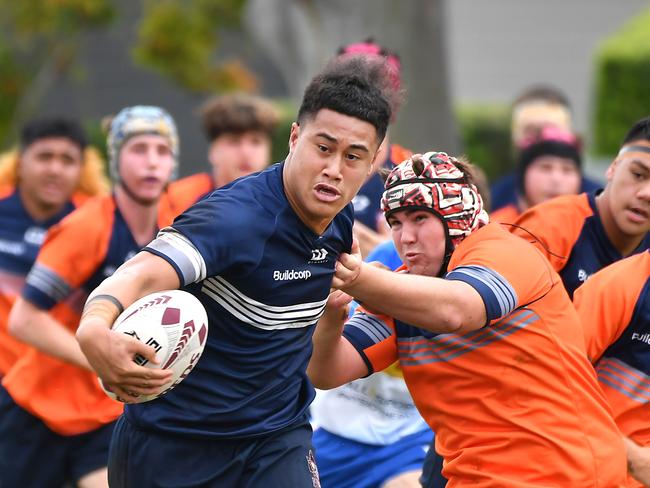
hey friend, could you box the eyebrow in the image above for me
[315,132,370,153]
[629,159,650,172]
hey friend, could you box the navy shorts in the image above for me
[108,414,321,488]
[313,427,433,488]
[419,439,448,488]
[0,384,115,488]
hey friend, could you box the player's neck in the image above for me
[596,190,644,256]
[114,186,159,247]
[18,187,66,222]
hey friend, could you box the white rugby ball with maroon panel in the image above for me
[100,289,209,403]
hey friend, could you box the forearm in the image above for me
[77,252,180,344]
[308,309,350,389]
[9,299,92,370]
[342,263,485,333]
[624,436,650,485]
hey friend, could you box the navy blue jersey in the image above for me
[0,189,75,277]
[132,162,354,438]
[513,191,650,297]
[0,188,76,375]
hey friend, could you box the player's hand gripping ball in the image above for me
[100,290,208,403]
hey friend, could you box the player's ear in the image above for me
[288,123,300,152]
[605,158,619,182]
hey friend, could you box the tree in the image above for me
[133,0,256,93]
[0,0,114,145]
[0,0,256,149]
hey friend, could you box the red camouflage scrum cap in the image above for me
[381,151,489,249]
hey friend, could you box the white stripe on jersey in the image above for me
[151,228,207,284]
[201,276,327,330]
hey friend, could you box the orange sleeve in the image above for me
[510,194,592,272]
[342,309,398,373]
[574,253,649,362]
[448,225,560,324]
[490,204,521,225]
[160,172,213,224]
[22,196,114,309]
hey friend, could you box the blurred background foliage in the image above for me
[593,6,650,157]
[0,0,255,149]
[0,0,114,144]
[134,0,256,92]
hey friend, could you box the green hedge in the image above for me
[269,99,512,181]
[455,103,511,180]
[593,7,650,156]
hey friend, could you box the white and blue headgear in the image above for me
[107,106,179,182]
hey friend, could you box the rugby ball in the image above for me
[100,289,208,403]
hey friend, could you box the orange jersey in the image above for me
[574,251,650,488]
[389,143,412,167]
[489,202,520,224]
[1,195,153,435]
[0,186,87,376]
[344,224,627,487]
[511,192,650,298]
[159,172,213,224]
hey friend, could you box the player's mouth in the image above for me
[141,176,162,185]
[627,206,649,224]
[403,251,421,262]
[313,183,341,203]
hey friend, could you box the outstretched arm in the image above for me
[307,290,369,389]
[9,298,93,371]
[76,251,180,402]
[333,245,487,334]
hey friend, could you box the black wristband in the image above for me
[88,294,125,314]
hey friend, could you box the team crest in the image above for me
[309,248,328,263]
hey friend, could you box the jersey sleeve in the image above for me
[573,255,647,362]
[446,229,558,325]
[342,309,398,374]
[22,199,112,310]
[144,192,269,286]
[510,194,591,272]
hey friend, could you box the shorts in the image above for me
[0,384,115,488]
[419,439,448,488]
[313,427,433,488]
[108,414,321,488]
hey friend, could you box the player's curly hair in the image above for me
[297,56,392,144]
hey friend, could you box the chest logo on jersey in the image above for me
[631,332,650,346]
[577,269,591,283]
[273,269,312,281]
[310,248,328,263]
[24,226,46,246]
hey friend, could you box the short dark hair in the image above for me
[621,116,650,145]
[297,56,392,143]
[200,93,280,141]
[513,85,571,111]
[20,117,88,152]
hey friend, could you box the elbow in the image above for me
[417,305,465,334]
[307,365,342,390]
